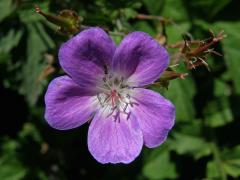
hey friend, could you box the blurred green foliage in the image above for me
[0,0,240,179]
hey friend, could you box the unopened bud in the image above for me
[151,70,188,89]
[160,70,188,81]
[35,5,82,35]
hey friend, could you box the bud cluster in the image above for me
[154,30,226,89]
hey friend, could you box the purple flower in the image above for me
[44,27,175,164]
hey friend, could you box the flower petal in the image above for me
[132,88,175,148]
[111,32,169,86]
[59,27,116,90]
[88,110,143,164]
[44,76,97,130]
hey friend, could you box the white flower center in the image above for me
[96,74,137,121]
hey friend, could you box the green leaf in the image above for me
[133,21,156,36]
[143,0,189,21]
[19,123,43,143]
[203,96,233,127]
[213,22,240,94]
[223,163,240,178]
[207,160,220,179]
[0,52,10,65]
[170,133,212,159]
[165,78,196,121]
[143,147,178,179]
[207,145,240,179]
[214,80,230,97]
[19,22,55,106]
[0,163,27,180]
[177,120,203,136]
[0,140,27,180]
[161,0,189,21]
[210,0,231,17]
[0,0,15,22]
[122,8,138,19]
[35,21,55,49]
[142,0,165,15]
[222,146,240,178]
[189,0,231,18]
[166,23,190,45]
[0,29,23,53]
[19,1,49,23]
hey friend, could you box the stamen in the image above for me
[103,94,111,104]
[122,103,128,112]
[113,111,121,123]
[97,74,138,122]
[97,94,104,107]
[127,112,131,120]
[106,106,117,118]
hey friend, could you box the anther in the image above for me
[97,94,104,107]
[127,112,131,120]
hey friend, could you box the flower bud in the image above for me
[35,5,82,35]
[151,70,188,89]
[160,70,188,81]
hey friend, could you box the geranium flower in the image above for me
[44,27,175,164]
